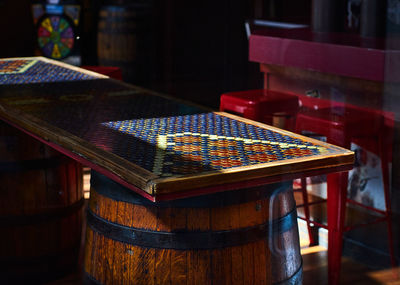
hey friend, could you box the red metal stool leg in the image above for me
[379,129,397,268]
[327,171,348,285]
[325,136,350,285]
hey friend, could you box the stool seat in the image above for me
[80,65,123,80]
[296,106,384,145]
[220,89,299,126]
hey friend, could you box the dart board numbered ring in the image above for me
[36,14,76,60]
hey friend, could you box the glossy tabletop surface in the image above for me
[0,57,354,200]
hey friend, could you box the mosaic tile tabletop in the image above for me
[101,113,337,177]
[0,57,353,199]
[0,57,103,84]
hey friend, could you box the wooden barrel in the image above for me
[0,121,84,283]
[97,3,154,84]
[312,0,337,33]
[84,171,302,284]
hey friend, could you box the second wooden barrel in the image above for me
[97,3,154,84]
[84,171,302,284]
[0,121,84,283]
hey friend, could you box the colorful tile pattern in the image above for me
[0,59,97,84]
[103,113,340,177]
[0,59,37,74]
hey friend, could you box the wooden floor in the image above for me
[45,245,400,284]
[301,246,400,285]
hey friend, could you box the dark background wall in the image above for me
[0,0,311,108]
[0,0,35,57]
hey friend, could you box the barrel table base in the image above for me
[0,121,84,283]
[84,171,302,285]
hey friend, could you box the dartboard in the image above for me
[37,15,75,59]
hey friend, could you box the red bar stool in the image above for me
[295,97,396,283]
[220,89,299,129]
[80,66,123,81]
[220,89,318,246]
[221,90,396,284]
